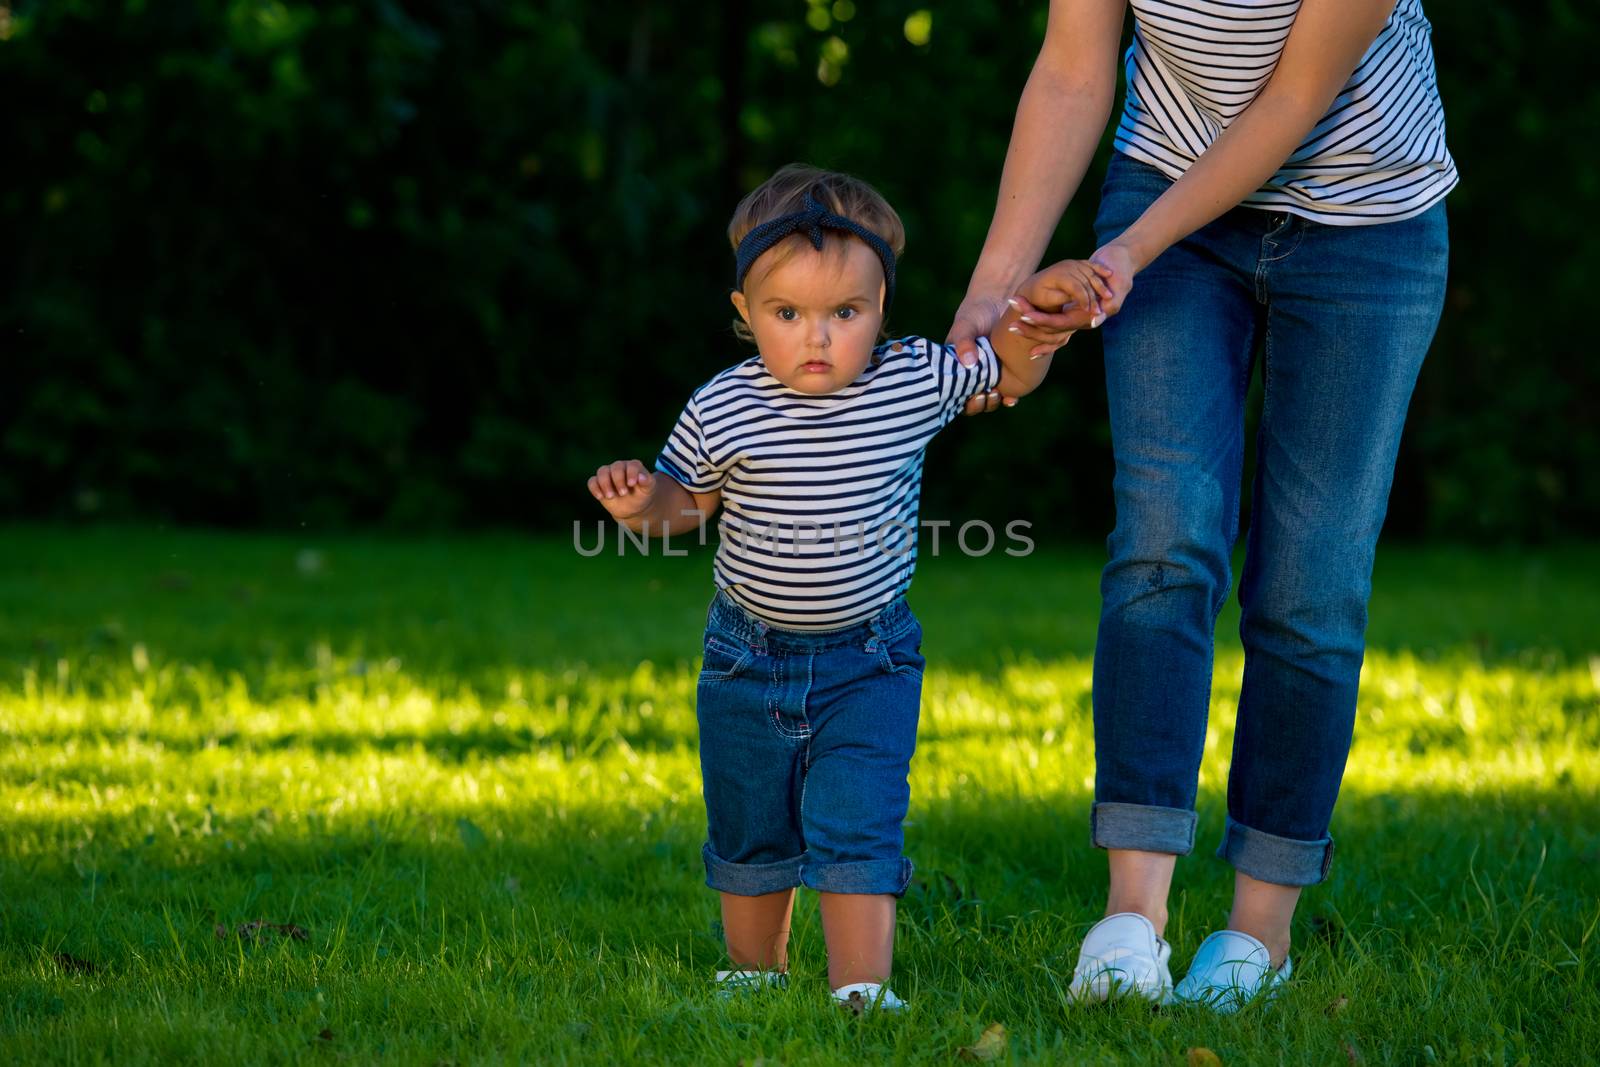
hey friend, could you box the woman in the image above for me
[946,0,1456,1008]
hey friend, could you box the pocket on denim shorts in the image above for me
[875,622,925,679]
[700,630,754,682]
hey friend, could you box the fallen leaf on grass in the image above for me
[52,952,97,975]
[216,921,309,942]
[1187,1048,1223,1067]
[1326,995,1350,1016]
[315,1028,334,1042]
[1343,1039,1363,1064]
[957,1023,1007,1061]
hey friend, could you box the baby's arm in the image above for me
[587,460,720,535]
[986,259,1113,398]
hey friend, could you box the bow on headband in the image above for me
[733,190,897,315]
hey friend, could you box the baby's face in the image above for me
[733,237,885,394]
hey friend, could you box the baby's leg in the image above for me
[721,888,797,971]
[695,621,806,975]
[799,615,924,991]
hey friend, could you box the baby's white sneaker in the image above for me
[832,981,907,1014]
[714,968,787,1000]
[1066,912,1174,1004]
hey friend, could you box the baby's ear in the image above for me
[729,289,751,326]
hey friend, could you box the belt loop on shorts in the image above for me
[747,609,770,652]
[864,594,910,652]
[710,589,769,651]
[864,607,885,653]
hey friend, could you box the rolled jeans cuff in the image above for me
[800,856,914,898]
[702,842,803,896]
[1216,815,1335,886]
[1090,801,1197,855]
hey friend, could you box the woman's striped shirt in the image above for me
[654,335,1000,630]
[1114,0,1459,225]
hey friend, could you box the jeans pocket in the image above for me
[700,630,754,682]
[875,623,925,680]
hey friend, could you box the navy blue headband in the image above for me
[733,190,897,315]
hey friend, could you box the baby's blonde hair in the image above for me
[727,163,906,343]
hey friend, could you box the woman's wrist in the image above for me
[1101,231,1155,277]
[965,261,1035,302]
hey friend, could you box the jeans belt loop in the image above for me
[749,612,768,651]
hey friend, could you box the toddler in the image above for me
[586,163,1110,1012]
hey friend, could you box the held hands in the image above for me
[1008,258,1116,359]
[949,243,1137,415]
[1008,244,1137,360]
[587,459,657,521]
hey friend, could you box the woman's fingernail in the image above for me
[1019,315,1035,324]
[1006,298,1021,309]
[1008,325,1020,333]
[1091,314,1105,328]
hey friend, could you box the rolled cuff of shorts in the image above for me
[1216,815,1335,886]
[702,842,803,896]
[799,856,914,897]
[1089,801,1197,855]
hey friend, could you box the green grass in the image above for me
[2,525,1598,1064]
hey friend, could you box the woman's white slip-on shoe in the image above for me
[832,981,907,1014]
[1172,929,1291,1013]
[714,968,787,1000]
[1066,912,1174,1004]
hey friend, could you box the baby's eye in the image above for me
[835,307,857,320]
[776,307,797,322]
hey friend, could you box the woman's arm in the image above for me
[1103,0,1400,280]
[947,0,1127,378]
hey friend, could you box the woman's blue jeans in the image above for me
[1088,151,1450,886]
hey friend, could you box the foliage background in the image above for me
[2,0,1595,540]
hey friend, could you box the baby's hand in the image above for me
[1019,259,1114,318]
[587,459,657,520]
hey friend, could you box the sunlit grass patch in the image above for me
[1,527,1597,1064]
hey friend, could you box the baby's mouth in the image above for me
[799,361,832,373]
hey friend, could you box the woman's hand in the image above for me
[1088,242,1136,317]
[945,290,1018,415]
[1006,258,1115,357]
[1005,244,1137,355]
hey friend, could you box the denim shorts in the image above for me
[695,587,924,898]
